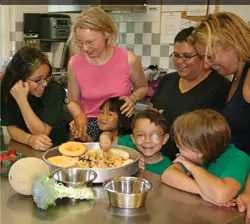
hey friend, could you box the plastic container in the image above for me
[0,150,23,176]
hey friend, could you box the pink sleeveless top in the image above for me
[71,47,132,118]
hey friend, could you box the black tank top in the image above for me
[222,62,250,155]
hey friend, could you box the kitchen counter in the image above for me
[1,140,246,224]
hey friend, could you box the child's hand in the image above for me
[139,157,145,170]
[29,134,52,151]
[10,80,29,102]
[200,192,236,207]
[174,155,196,173]
[99,133,112,151]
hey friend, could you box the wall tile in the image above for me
[126,22,135,33]
[119,22,127,33]
[151,57,160,66]
[142,33,152,45]
[151,21,160,33]
[134,22,143,33]
[135,33,143,44]
[143,22,152,33]
[134,44,143,56]
[160,45,170,57]
[152,33,160,45]
[159,57,169,69]
[126,44,134,52]
[126,33,135,44]
[151,45,160,57]
[142,45,151,56]
[141,56,151,68]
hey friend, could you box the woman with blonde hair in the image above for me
[191,12,250,223]
[191,11,250,154]
[67,7,148,141]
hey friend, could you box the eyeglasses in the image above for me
[134,133,164,142]
[170,52,199,61]
[27,76,52,85]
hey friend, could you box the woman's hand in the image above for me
[29,134,52,151]
[99,133,112,151]
[119,95,135,117]
[70,117,93,142]
[10,80,29,102]
[139,157,145,170]
[74,113,88,137]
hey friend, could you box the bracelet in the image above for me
[28,134,32,145]
[131,93,139,104]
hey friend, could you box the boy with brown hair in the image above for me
[161,109,250,206]
[100,110,172,175]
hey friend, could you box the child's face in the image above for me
[97,104,118,132]
[176,137,203,164]
[131,118,169,157]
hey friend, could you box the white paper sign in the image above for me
[161,12,182,44]
[186,5,207,16]
[181,19,197,29]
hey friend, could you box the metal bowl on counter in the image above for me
[103,176,152,209]
[43,142,140,183]
[52,168,97,187]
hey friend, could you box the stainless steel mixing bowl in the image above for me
[43,142,140,183]
[103,176,152,209]
[52,168,97,187]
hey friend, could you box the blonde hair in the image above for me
[190,12,250,63]
[71,7,117,54]
[172,109,231,164]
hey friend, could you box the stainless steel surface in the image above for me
[52,168,97,187]
[103,176,152,209]
[43,142,140,183]
[2,140,246,224]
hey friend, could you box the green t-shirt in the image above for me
[206,144,250,194]
[118,134,136,149]
[118,134,172,175]
[145,157,172,175]
[180,144,250,194]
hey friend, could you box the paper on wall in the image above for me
[161,12,182,44]
[162,5,186,12]
[181,19,197,29]
[186,5,207,16]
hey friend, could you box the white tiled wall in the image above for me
[8,4,250,72]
